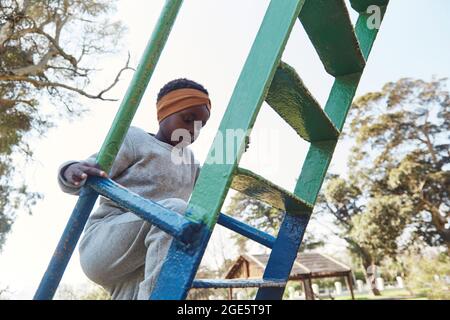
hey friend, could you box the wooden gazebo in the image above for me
[224,253,355,300]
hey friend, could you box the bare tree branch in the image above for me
[1,59,132,101]
[96,52,134,98]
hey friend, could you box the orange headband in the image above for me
[156,88,211,123]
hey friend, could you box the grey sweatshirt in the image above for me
[57,126,200,230]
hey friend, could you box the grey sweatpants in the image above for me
[78,198,187,300]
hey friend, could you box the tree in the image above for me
[318,78,450,295]
[318,178,413,295]
[404,253,450,300]
[55,282,110,300]
[0,286,10,300]
[187,265,232,300]
[0,0,132,251]
[80,284,110,300]
[349,78,449,251]
[226,192,325,254]
[351,79,450,250]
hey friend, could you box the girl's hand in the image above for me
[63,161,108,186]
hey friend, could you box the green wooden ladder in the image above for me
[152,0,390,299]
[34,0,389,300]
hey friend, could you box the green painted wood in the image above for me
[295,4,389,206]
[96,0,183,172]
[293,140,336,205]
[266,61,339,142]
[295,4,388,205]
[350,0,389,13]
[231,167,312,215]
[354,4,388,60]
[189,1,390,300]
[295,4,389,205]
[298,0,365,76]
[185,0,306,229]
[255,7,390,299]
[325,5,387,130]
[324,73,362,131]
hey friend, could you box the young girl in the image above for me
[57,78,211,299]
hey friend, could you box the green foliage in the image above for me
[350,195,413,262]
[317,78,449,295]
[187,265,231,300]
[318,78,449,268]
[404,253,450,300]
[227,192,324,253]
[0,286,10,300]
[55,282,111,300]
[348,78,449,249]
[378,256,406,282]
[80,285,111,300]
[227,191,282,234]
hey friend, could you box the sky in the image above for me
[0,0,449,299]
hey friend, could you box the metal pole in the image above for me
[33,0,184,300]
[34,188,99,299]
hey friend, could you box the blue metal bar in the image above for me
[217,213,275,249]
[150,226,211,299]
[34,0,184,300]
[34,187,99,300]
[255,213,311,299]
[86,176,202,244]
[192,279,286,289]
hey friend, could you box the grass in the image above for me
[327,289,426,300]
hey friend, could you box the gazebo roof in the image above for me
[225,252,352,280]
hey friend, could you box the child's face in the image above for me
[159,104,210,146]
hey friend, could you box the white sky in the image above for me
[0,0,449,299]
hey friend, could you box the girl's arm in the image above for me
[57,130,137,195]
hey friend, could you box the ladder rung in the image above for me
[192,279,286,289]
[231,168,313,216]
[266,61,340,142]
[299,0,366,76]
[218,213,275,249]
[86,176,202,244]
[350,0,389,12]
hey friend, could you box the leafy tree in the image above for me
[318,78,449,295]
[226,192,325,254]
[80,284,110,300]
[319,179,412,295]
[187,265,232,300]
[404,253,450,300]
[0,285,9,300]
[349,77,449,250]
[55,282,110,300]
[0,0,132,250]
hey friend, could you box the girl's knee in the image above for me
[79,250,111,286]
[79,231,122,286]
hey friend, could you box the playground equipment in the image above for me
[34,0,389,300]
